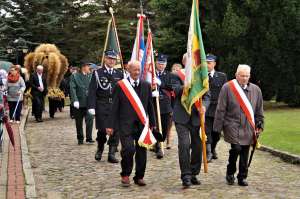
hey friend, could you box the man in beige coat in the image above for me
[214,64,264,186]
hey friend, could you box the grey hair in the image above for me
[236,64,251,74]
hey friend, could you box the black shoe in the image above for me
[191,176,201,185]
[37,118,43,122]
[95,144,104,161]
[50,115,54,119]
[86,140,95,144]
[238,179,248,186]
[226,174,235,185]
[108,155,119,163]
[78,140,83,145]
[212,150,218,159]
[108,146,119,163]
[182,179,192,189]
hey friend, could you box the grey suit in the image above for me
[173,84,210,180]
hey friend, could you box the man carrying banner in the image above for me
[173,55,210,188]
[214,64,264,186]
[205,54,227,162]
[107,60,156,187]
[87,50,124,163]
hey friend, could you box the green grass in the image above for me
[260,107,300,155]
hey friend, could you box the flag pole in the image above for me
[101,19,112,66]
[199,98,208,173]
[109,7,124,69]
[147,19,164,154]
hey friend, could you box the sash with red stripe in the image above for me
[118,79,157,148]
[228,79,256,131]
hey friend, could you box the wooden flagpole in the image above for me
[147,19,164,154]
[101,19,111,66]
[199,98,208,173]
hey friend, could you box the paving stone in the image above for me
[26,109,300,199]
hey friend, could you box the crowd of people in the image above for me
[68,49,264,188]
[0,49,264,189]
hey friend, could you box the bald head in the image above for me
[36,65,44,75]
[128,60,141,80]
[236,64,251,86]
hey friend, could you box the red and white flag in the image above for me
[141,28,156,87]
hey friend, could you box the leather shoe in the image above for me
[212,151,218,159]
[191,176,201,185]
[182,179,192,188]
[95,145,104,161]
[86,140,95,144]
[238,179,248,186]
[121,176,130,187]
[78,140,83,145]
[37,118,43,122]
[134,178,146,186]
[226,174,235,185]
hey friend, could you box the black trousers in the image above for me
[70,105,75,118]
[175,122,202,180]
[160,113,172,141]
[32,95,44,119]
[48,97,59,117]
[205,116,221,149]
[8,101,23,121]
[227,144,250,180]
[74,108,93,141]
[120,134,147,179]
[96,128,119,148]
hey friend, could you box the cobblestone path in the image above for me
[26,109,300,199]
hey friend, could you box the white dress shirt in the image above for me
[37,73,44,90]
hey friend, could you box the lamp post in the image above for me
[6,38,29,65]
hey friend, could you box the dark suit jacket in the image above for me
[29,72,48,97]
[108,79,156,137]
[206,71,227,117]
[173,83,210,127]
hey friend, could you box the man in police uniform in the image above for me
[87,50,124,163]
[205,54,227,162]
[155,53,174,159]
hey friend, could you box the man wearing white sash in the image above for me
[214,64,264,186]
[107,61,156,187]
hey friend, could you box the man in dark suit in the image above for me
[154,53,174,159]
[107,60,156,187]
[205,54,227,162]
[30,65,48,122]
[173,71,210,188]
[87,50,124,163]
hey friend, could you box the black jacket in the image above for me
[206,71,227,117]
[87,66,123,129]
[108,79,156,137]
[29,72,48,97]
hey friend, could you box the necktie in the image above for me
[109,69,113,75]
[208,72,213,83]
[134,81,138,88]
